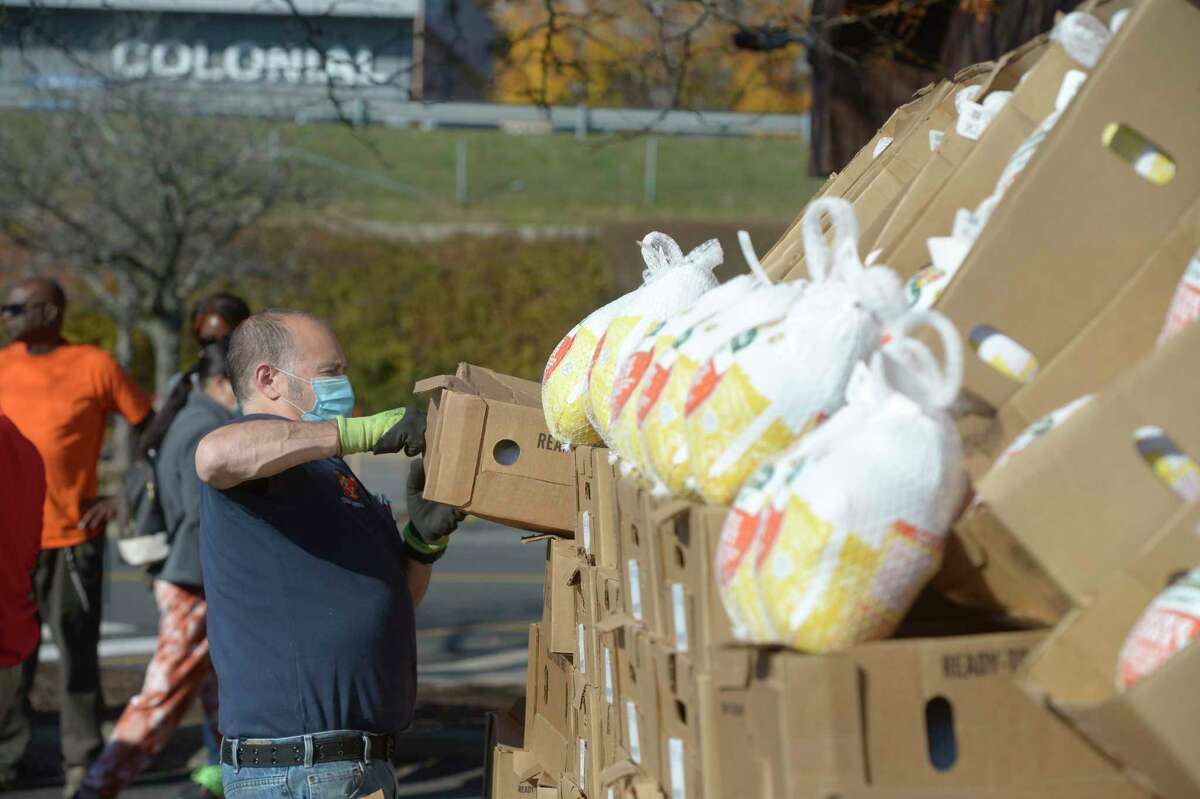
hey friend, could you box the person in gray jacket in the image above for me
[78,342,238,799]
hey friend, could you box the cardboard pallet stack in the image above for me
[416,0,1200,795]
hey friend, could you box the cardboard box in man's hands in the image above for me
[415,363,575,533]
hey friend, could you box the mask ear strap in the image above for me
[273,365,316,416]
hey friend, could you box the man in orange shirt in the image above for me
[0,278,152,796]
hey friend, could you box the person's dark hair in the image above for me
[226,309,314,403]
[16,277,66,310]
[137,341,230,458]
[41,278,66,310]
[191,293,251,342]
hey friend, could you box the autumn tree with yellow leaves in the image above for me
[491,0,811,113]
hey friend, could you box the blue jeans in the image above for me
[221,759,397,798]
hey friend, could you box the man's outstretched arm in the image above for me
[196,419,340,489]
[196,408,419,490]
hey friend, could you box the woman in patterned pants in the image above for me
[77,343,238,799]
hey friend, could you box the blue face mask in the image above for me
[276,366,356,422]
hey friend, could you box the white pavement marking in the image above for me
[43,622,138,638]
[419,668,527,687]
[40,636,160,662]
[44,638,529,688]
[394,768,483,797]
[417,647,528,674]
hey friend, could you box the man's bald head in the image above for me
[226,310,348,418]
[4,277,66,344]
[14,278,66,309]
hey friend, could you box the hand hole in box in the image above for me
[675,700,687,725]
[631,525,640,547]
[968,325,1038,384]
[924,696,958,772]
[1103,123,1175,185]
[1134,425,1200,502]
[543,666,550,704]
[585,483,592,501]
[675,546,685,569]
[493,439,521,466]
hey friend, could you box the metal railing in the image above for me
[0,82,811,140]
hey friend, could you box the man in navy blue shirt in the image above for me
[195,310,460,799]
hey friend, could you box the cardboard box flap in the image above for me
[598,760,638,786]
[762,81,947,279]
[998,194,1200,439]
[1018,502,1200,797]
[774,651,869,787]
[1086,646,1200,799]
[987,33,1050,90]
[928,0,1200,409]
[950,59,996,87]
[421,391,485,508]
[418,362,574,531]
[968,321,1200,613]
[415,362,542,408]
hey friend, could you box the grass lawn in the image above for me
[284,122,824,226]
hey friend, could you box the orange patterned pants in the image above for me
[82,580,219,798]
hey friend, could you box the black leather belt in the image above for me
[220,732,394,768]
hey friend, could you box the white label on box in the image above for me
[579,737,587,782]
[608,789,615,799]
[928,129,945,151]
[671,583,689,653]
[955,102,990,140]
[872,136,893,158]
[669,737,686,799]
[627,559,643,621]
[604,646,615,705]
[626,701,642,764]
[581,510,593,554]
[577,623,587,674]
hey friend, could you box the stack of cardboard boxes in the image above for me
[418,0,1200,795]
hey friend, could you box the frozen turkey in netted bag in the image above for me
[606,268,771,478]
[744,310,968,652]
[683,198,908,506]
[541,234,719,447]
[992,394,1095,471]
[1158,249,1200,346]
[634,245,807,496]
[586,235,721,445]
[714,443,803,643]
[542,293,632,447]
[1117,568,1200,690]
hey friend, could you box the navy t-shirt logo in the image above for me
[336,471,364,508]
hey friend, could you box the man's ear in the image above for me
[255,363,283,401]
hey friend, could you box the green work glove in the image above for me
[403,458,466,560]
[372,403,427,456]
[336,407,421,456]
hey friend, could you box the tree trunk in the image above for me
[142,314,182,398]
